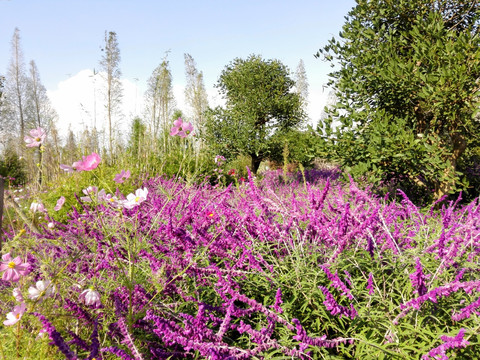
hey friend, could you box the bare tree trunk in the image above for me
[434,133,467,200]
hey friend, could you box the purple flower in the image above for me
[114,169,131,184]
[366,272,375,295]
[422,328,469,360]
[410,257,428,297]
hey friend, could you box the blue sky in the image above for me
[0,0,356,133]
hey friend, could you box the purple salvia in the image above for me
[452,296,480,321]
[273,287,283,313]
[410,257,428,297]
[367,272,375,295]
[32,312,77,360]
[88,319,100,360]
[319,286,357,319]
[64,298,94,324]
[117,317,144,360]
[395,280,480,324]
[67,330,89,351]
[101,346,134,360]
[422,328,469,360]
[321,265,353,300]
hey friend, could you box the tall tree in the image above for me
[144,54,175,152]
[294,59,309,113]
[205,55,305,173]
[317,0,480,201]
[25,60,58,185]
[4,28,28,152]
[99,31,123,158]
[26,60,57,130]
[184,53,209,135]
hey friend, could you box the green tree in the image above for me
[144,54,175,151]
[206,55,305,173]
[317,0,480,201]
[99,31,123,158]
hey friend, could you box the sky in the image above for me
[0,0,357,137]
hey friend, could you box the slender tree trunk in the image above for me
[250,153,262,174]
[434,133,467,200]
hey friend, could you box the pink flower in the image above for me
[104,193,120,208]
[80,186,106,203]
[113,169,131,184]
[0,253,30,282]
[54,196,65,211]
[3,303,27,326]
[77,152,101,171]
[12,288,24,302]
[30,201,46,213]
[170,118,194,138]
[79,288,101,306]
[24,127,46,148]
[123,187,148,209]
[60,152,101,173]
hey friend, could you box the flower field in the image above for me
[1,162,480,359]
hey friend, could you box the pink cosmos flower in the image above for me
[24,127,46,148]
[12,288,24,302]
[80,186,106,203]
[0,253,30,282]
[104,193,120,208]
[3,303,27,326]
[77,152,101,171]
[60,152,101,172]
[170,118,194,138]
[54,196,65,211]
[79,288,101,307]
[123,187,148,209]
[113,169,131,184]
[28,280,55,301]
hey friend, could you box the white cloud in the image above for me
[47,69,145,139]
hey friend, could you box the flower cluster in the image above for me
[170,117,194,138]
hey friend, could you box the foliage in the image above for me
[268,126,324,168]
[317,0,480,203]
[1,169,480,359]
[0,150,27,186]
[204,55,305,173]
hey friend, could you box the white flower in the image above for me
[122,187,148,209]
[79,288,101,307]
[28,280,55,301]
[30,202,46,213]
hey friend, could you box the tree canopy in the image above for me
[205,55,305,173]
[317,0,480,202]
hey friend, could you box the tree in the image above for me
[25,60,57,130]
[99,31,123,158]
[144,55,176,152]
[294,59,309,114]
[317,0,480,201]
[184,53,209,135]
[4,28,28,152]
[25,60,58,185]
[205,55,305,173]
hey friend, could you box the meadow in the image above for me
[0,144,479,359]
